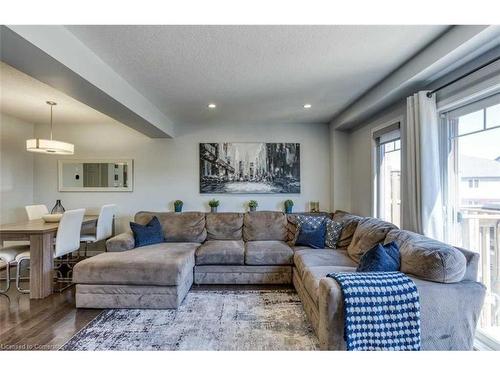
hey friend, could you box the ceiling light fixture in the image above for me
[303,104,312,109]
[207,103,217,109]
[26,101,74,155]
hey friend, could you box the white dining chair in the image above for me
[15,208,85,293]
[0,204,46,255]
[22,203,56,250]
[0,245,29,294]
[80,204,116,257]
[25,204,49,220]
[0,205,43,293]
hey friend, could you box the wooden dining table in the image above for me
[0,215,98,299]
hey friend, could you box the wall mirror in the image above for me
[58,159,133,192]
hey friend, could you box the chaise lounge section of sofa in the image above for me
[73,211,206,309]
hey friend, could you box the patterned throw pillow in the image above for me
[296,215,326,230]
[325,219,343,249]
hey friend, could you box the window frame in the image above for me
[371,119,403,226]
[438,90,500,350]
[439,92,500,241]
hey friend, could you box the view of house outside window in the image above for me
[375,126,401,228]
[379,140,401,227]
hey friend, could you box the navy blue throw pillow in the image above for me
[295,221,326,249]
[357,241,400,272]
[130,216,164,248]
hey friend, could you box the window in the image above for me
[374,123,401,227]
[468,178,479,188]
[441,92,500,348]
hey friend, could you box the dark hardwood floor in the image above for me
[0,284,102,351]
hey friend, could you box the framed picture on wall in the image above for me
[199,142,300,194]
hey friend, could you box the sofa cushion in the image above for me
[243,211,287,241]
[206,213,244,240]
[286,214,299,244]
[106,231,135,252]
[303,265,357,305]
[195,240,245,265]
[73,242,198,286]
[135,211,207,243]
[331,210,364,249]
[384,229,467,283]
[293,248,357,278]
[245,240,294,265]
[347,217,397,262]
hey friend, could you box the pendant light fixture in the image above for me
[26,101,74,155]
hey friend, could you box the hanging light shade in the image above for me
[26,101,74,155]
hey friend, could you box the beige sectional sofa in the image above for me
[73,210,486,350]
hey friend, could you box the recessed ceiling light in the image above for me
[303,104,312,109]
[208,103,217,109]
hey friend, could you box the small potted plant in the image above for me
[174,200,183,213]
[209,199,220,213]
[248,200,258,212]
[284,199,294,214]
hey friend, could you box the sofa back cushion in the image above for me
[206,212,244,240]
[286,214,299,243]
[347,217,397,262]
[384,229,466,283]
[243,211,287,241]
[134,211,207,243]
[332,210,364,249]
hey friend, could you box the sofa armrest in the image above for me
[318,277,346,350]
[319,275,486,350]
[455,246,479,282]
[106,231,135,252]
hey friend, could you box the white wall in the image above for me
[460,179,500,203]
[329,128,351,212]
[0,113,34,224]
[33,121,330,232]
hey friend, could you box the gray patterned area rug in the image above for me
[61,289,319,350]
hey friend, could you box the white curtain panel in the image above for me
[403,91,444,240]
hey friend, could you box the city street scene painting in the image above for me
[200,143,300,194]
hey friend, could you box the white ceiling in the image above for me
[66,25,449,125]
[0,62,118,126]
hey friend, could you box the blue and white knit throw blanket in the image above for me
[327,271,421,351]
